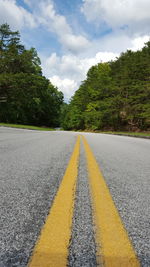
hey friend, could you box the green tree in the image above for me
[62,43,150,131]
[0,23,64,126]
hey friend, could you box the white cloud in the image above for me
[50,76,78,101]
[129,35,150,51]
[42,50,118,101]
[0,0,90,53]
[1,0,150,102]
[89,31,150,56]
[44,52,115,79]
[61,34,91,54]
[81,0,150,34]
[0,0,36,29]
[38,0,90,54]
[42,32,150,101]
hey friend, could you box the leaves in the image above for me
[0,24,63,127]
[62,44,150,131]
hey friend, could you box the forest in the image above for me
[62,43,150,131]
[0,24,150,131]
[0,24,63,127]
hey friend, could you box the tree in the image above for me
[0,23,64,126]
[62,44,150,131]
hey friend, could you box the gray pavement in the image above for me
[0,127,76,267]
[0,128,150,266]
[68,143,97,267]
[84,133,150,267]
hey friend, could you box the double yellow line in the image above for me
[28,136,140,267]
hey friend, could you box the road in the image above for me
[0,127,150,267]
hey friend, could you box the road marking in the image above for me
[82,136,140,267]
[28,136,80,267]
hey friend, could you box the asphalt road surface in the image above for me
[0,127,150,267]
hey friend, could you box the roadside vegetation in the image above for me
[94,131,150,138]
[0,24,150,134]
[0,123,54,131]
[61,43,150,132]
[0,24,63,127]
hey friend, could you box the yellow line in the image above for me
[82,136,140,267]
[28,136,80,267]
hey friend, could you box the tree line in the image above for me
[0,24,63,127]
[61,43,150,131]
[1,24,150,131]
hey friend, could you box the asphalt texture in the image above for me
[68,143,97,267]
[84,133,150,267]
[0,127,76,267]
[0,128,150,267]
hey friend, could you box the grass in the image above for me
[1,123,150,137]
[79,129,150,137]
[97,131,150,137]
[0,123,54,131]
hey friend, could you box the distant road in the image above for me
[0,127,150,267]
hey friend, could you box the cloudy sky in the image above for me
[0,0,150,101]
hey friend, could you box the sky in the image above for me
[0,0,150,101]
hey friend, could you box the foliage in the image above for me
[62,44,150,131]
[0,24,63,126]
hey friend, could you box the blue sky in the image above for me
[0,0,150,101]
